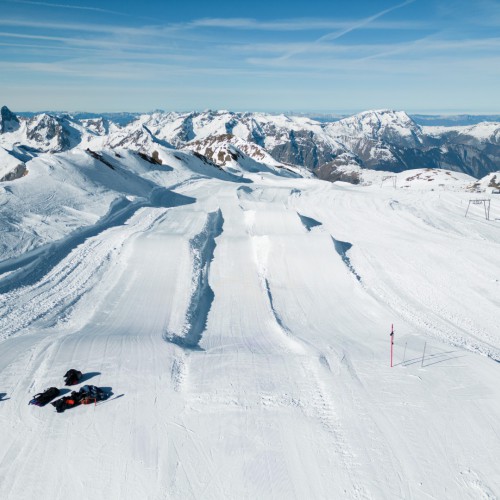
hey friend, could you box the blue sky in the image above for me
[0,0,499,113]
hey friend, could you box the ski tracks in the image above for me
[367,275,500,361]
[241,184,373,496]
[0,207,171,340]
[250,233,306,354]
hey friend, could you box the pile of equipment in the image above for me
[28,369,111,413]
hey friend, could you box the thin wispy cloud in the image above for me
[234,37,498,57]
[3,49,496,83]
[359,35,500,62]
[0,59,328,81]
[0,13,425,38]
[0,31,175,51]
[0,16,216,48]
[0,31,73,43]
[190,17,425,31]
[0,18,164,36]
[276,0,417,61]
[5,0,126,16]
[3,0,157,21]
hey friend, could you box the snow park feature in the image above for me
[0,108,499,499]
[465,198,491,220]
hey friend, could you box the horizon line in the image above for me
[7,107,500,117]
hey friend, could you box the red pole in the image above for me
[390,324,394,367]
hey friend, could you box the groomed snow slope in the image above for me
[0,152,499,499]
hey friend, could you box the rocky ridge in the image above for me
[0,106,499,182]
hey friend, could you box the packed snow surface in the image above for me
[0,147,499,499]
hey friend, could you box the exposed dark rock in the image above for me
[192,151,224,171]
[85,149,115,169]
[315,163,361,184]
[269,130,341,169]
[0,106,20,133]
[0,163,27,182]
[138,151,162,165]
[26,114,72,151]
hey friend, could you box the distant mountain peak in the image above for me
[0,105,20,134]
[327,109,422,151]
[340,109,416,126]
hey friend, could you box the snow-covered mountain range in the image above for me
[1,106,499,183]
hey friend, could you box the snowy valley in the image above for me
[0,106,499,499]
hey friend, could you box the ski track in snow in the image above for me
[240,190,374,497]
[368,274,500,361]
[0,187,194,294]
[250,232,305,354]
[0,207,173,341]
